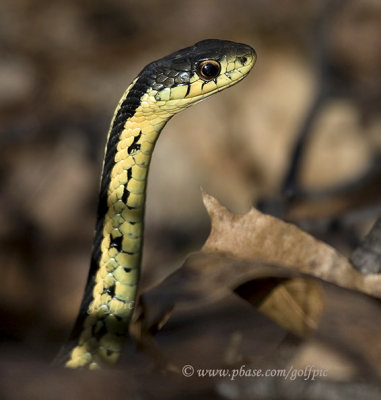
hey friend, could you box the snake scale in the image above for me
[61,39,256,369]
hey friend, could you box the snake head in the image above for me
[137,39,256,110]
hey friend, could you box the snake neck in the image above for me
[64,83,170,369]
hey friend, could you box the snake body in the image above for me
[63,39,255,369]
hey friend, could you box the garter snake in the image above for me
[61,39,256,369]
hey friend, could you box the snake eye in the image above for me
[197,60,221,81]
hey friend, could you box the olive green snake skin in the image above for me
[60,39,256,369]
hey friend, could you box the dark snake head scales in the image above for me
[139,39,256,92]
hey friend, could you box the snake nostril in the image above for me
[239,56,248,65]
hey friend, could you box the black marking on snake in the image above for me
[123,171,136,209]
[201,81,208,90]
[124,267,132,273]
[102,284,116,297]
[128,133,141,154]
[122,186,130,203]
[110,236,123,252]
[115,296,127,303]
[185,83,191,97]
[92,321,108,341]
[224,72,232,81]
[126,167,132,180]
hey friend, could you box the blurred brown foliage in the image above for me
[0,0,380,399]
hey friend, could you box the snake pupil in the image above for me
[197,60,221,80]
[201,63,218,77]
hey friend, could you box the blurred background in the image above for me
[0,0,380,398]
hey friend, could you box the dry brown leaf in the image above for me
[134,284,285,372]
[133,192,381,376]
[351,217,381,274]
[136,251,381,379]
[135,252,323,346]
[202,191,381,298]
[291,281,381,380]
[235,276,324,337]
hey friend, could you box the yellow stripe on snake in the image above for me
[61,39,256,369]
